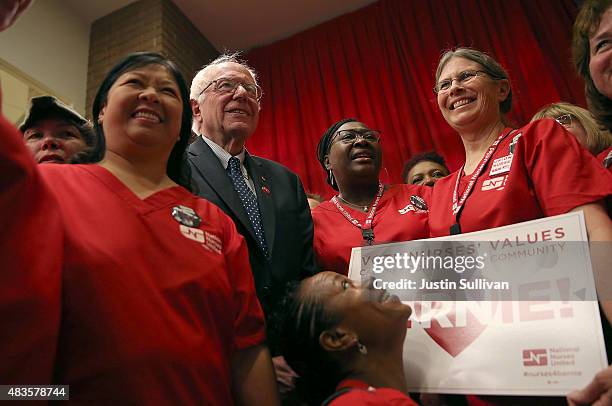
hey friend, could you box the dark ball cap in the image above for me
[19,95,88,132]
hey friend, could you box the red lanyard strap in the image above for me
[331,183,384,245]
[450,129,515,234]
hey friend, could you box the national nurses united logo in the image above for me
[522,348,548,366]
[179,225,222,254]
[481,175,507,191]
[399,195,429,215]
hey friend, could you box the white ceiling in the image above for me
[63,0,377,50]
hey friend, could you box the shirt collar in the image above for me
[336,379,376,392]
[201,134,247,169]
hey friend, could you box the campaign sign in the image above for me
[348,212,608,395]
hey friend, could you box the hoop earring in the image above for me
[357,341,368,355]
[381,166,390,185]
[329,170,335,188]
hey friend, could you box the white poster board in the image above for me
[348,212,608,395]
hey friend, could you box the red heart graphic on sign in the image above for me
[409,301,488,357]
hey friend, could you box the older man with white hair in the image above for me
[188,53,317,394]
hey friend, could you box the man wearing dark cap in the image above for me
[19,95,102,164]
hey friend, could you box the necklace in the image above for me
[337,195,369,212]
[331,183,384,246]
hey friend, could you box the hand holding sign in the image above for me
[567,365,612,406]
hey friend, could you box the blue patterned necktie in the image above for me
[227,157,268,256]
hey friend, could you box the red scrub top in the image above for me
[0,114,62,384]
[312,184,430,275]
[430,119,612,237]
[326,378,418,405]
[429,119,611,406]
[0,113,265,404]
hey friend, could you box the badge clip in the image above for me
[171,205,201,228]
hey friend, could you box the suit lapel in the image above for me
[188,137,259,243]
[246,153,276,255]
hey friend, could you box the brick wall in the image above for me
[86,0,218,118]
[161,0,218,87]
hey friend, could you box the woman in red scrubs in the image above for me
[312,118,430,275]
[430,46,612,406]
[281,272,417,405]
[429,47,611,238]
[0,52,278,404]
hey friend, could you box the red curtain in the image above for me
[245,0,583,198]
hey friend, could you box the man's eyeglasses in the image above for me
[434,70,488,94]
[200,77,262,101]
[332,129,381,144]
[555,114,574,127]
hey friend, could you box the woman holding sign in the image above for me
[429,47,612,405]
[312,118,430,275]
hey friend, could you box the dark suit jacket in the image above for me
[188,136,317,353]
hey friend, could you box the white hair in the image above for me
[190,52,259,102]
[190,52,259,134]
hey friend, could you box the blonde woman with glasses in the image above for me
[312,118,431,276]
[531,102,612,168]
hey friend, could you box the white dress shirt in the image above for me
[201,135,257,194]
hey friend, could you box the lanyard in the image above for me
[331,183,384,245]
[450,129,514,235]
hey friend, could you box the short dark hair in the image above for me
[316,118,358,191]
[278,281,345,405]
[92,52,193,191]
[573,0,612,131]
[402,151,448,183]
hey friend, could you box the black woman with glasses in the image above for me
[313,118,430,276]
[428,47,612,240]
[531,102,612,168]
